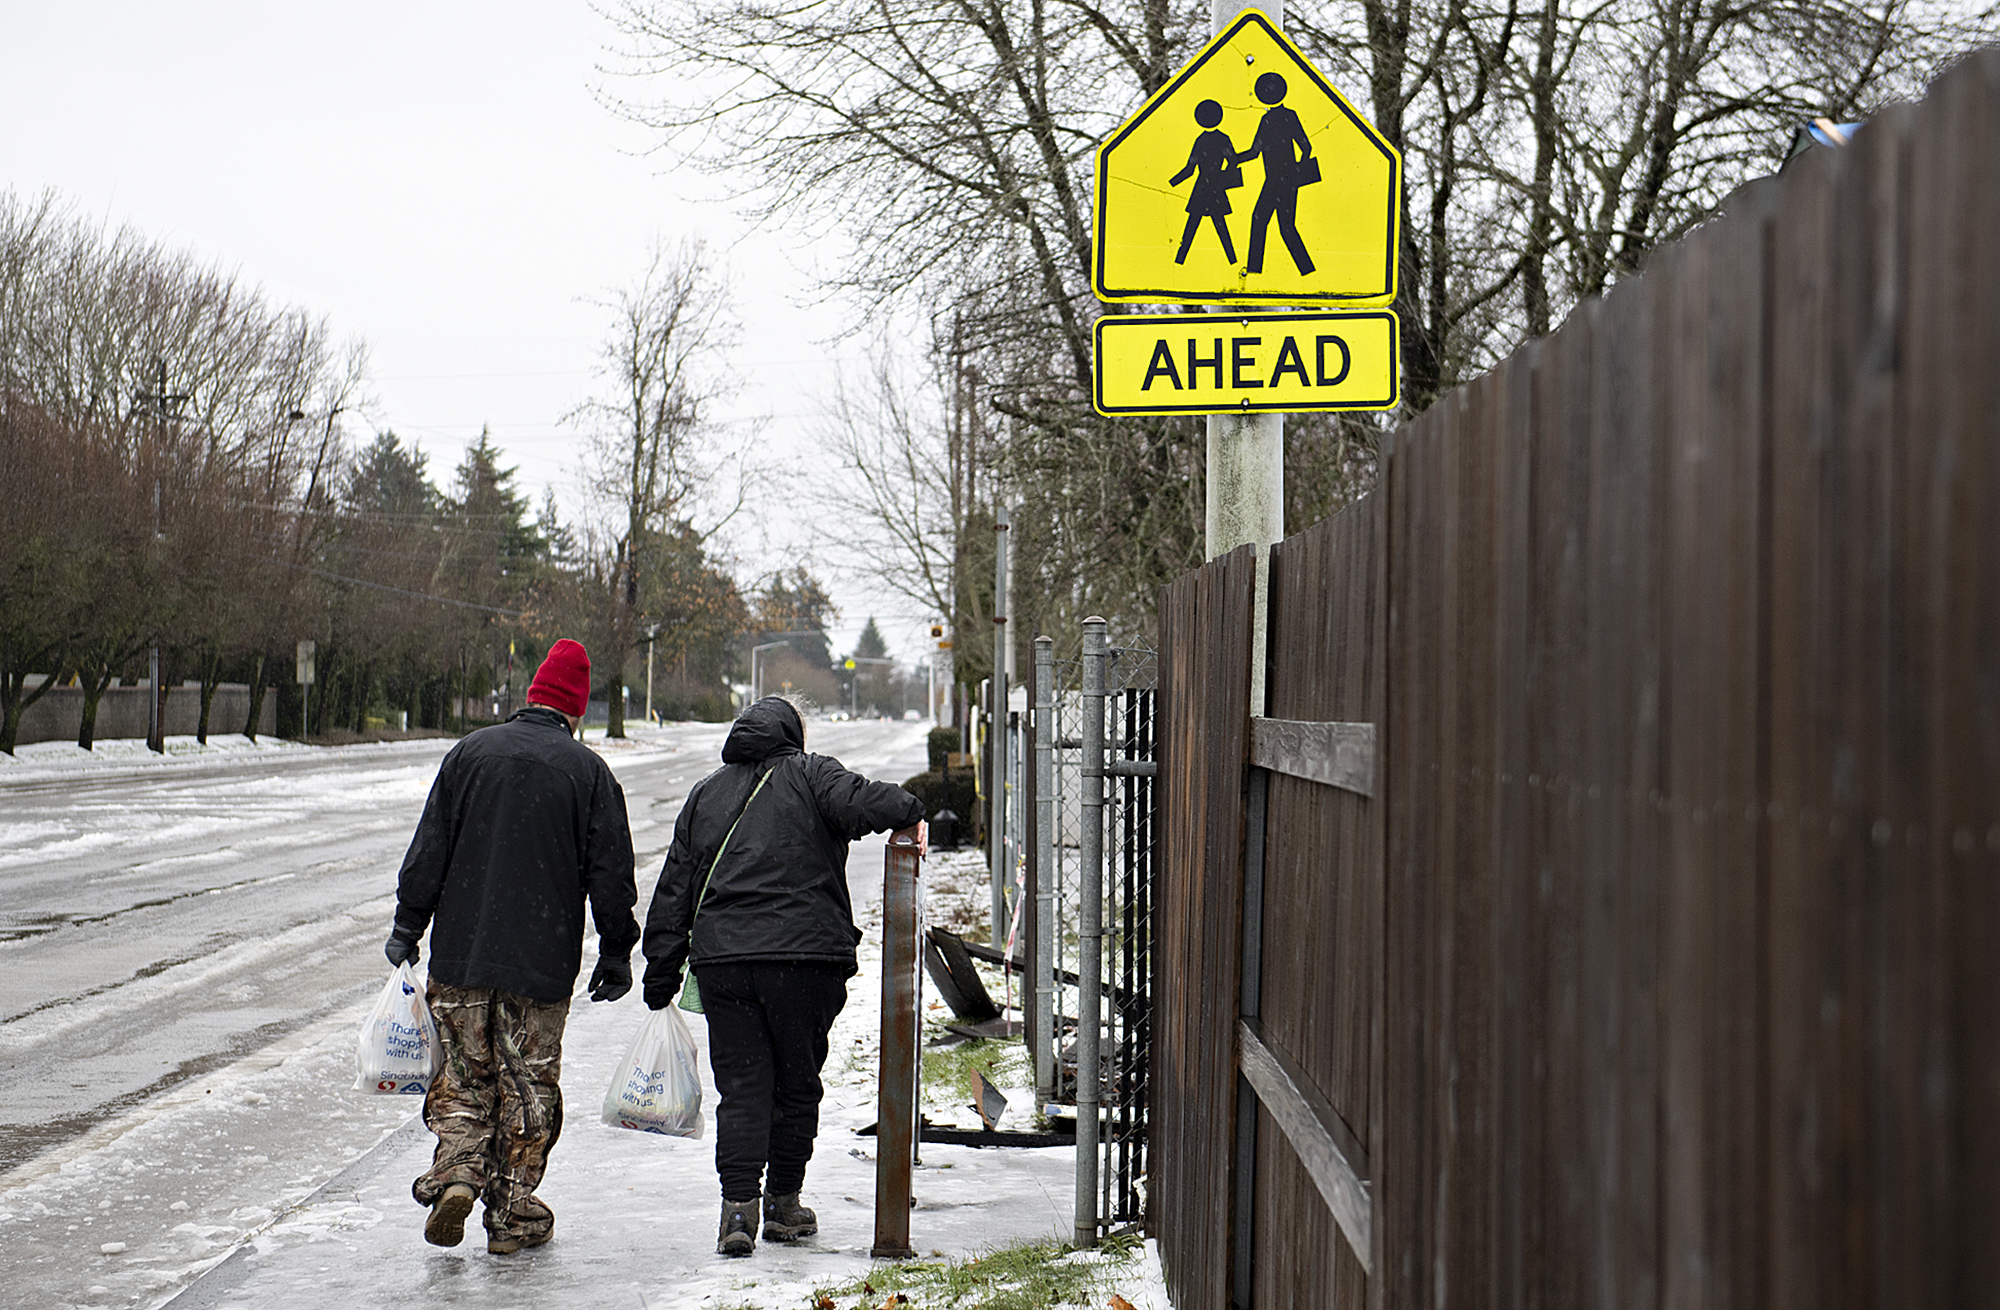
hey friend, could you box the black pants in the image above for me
[697,961,848,1201]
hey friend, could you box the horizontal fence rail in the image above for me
[1246,718,1376,796]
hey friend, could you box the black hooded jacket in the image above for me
[641,698,924,1003]
[394,705,640,1002]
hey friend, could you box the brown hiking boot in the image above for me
[717,1197,759,1256]
[762,1191,818,1242]
[423,1184,477,1247]
[486,1228,552,1255]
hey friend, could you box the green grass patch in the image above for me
[920,1037,1029,1118]
[816,1233,1144,1309]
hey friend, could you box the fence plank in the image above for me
[1657,168,1782,1310]
[1763,117,1843,1310]
[1490,335,1538,1310]
[1266,494,1382,1308]
[1154,544,1256,1310]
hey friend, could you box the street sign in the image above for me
[1093,9,1400,306]
[295,639,316,686]
[1094,310,1399,415]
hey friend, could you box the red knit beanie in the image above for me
[526,639,591,717]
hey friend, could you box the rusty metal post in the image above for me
[872,830,923,1259]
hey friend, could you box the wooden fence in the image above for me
[1153,49,2000,1310]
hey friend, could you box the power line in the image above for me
[291,563,527,617]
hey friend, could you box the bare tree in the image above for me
[815,342,974,628]
[607,0,1995,629]
[569,239,741,736]
[0,189,369,750]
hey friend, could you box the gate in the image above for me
[1023,627,1157,1240]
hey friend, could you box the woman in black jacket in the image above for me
[641,696,924,1256]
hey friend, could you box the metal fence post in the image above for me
[1034,635,1057,1104]
[872,831,923,1259]
[1075,616,1108,1247]
[991,502,1011,945]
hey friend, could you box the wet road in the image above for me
[0,720,927,1180]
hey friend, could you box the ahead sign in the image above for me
[1094,9,1400,306]
[1094,310,1399,415]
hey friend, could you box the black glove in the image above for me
[385,926,421,967]
[642,973,680,1011]
[588,955,632,1003]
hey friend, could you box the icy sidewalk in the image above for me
[127,835,1147,1310]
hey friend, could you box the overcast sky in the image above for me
[1,1,934,662]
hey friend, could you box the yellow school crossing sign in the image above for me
[1093,9,1401,306]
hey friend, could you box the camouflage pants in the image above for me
[412,982,570,1242]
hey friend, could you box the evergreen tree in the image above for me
[344,432,435,517]
[853,616,887,660]
[755,567,837,670]
[450,427,542,580]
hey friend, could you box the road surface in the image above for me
[0,720,934,1310]
[0,721,928,1174]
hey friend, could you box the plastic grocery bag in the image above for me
[601,1006,704,1138]
[353,962,440,1095]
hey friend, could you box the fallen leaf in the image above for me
[1109,1297,1138,1310]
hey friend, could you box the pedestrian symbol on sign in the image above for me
[1239,72,1319,276]
[1168,99,1242,266]
[1094,8,1400,305]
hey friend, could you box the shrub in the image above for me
[927,725,960,773]
[902,765,981,845]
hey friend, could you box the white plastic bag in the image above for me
[353,962,440,1094]
[601,1007,704,1138]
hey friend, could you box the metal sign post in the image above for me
[872,829,925,1259]
[1075,617,1109,1247]
[295,640,316,742]
[991,501,1012,945]
[147,645,165,754]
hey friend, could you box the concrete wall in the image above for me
[14,682,278,745]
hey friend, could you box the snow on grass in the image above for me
[0,733,454,784]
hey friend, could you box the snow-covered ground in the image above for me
[1,725,1173,1309]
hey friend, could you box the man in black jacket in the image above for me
[642,695,924,1257]
[385,638,639,1255]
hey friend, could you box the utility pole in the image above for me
[134,359,190,754]
[929,621,950,725]
[750,640,791,704]
[644,623,660,725]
